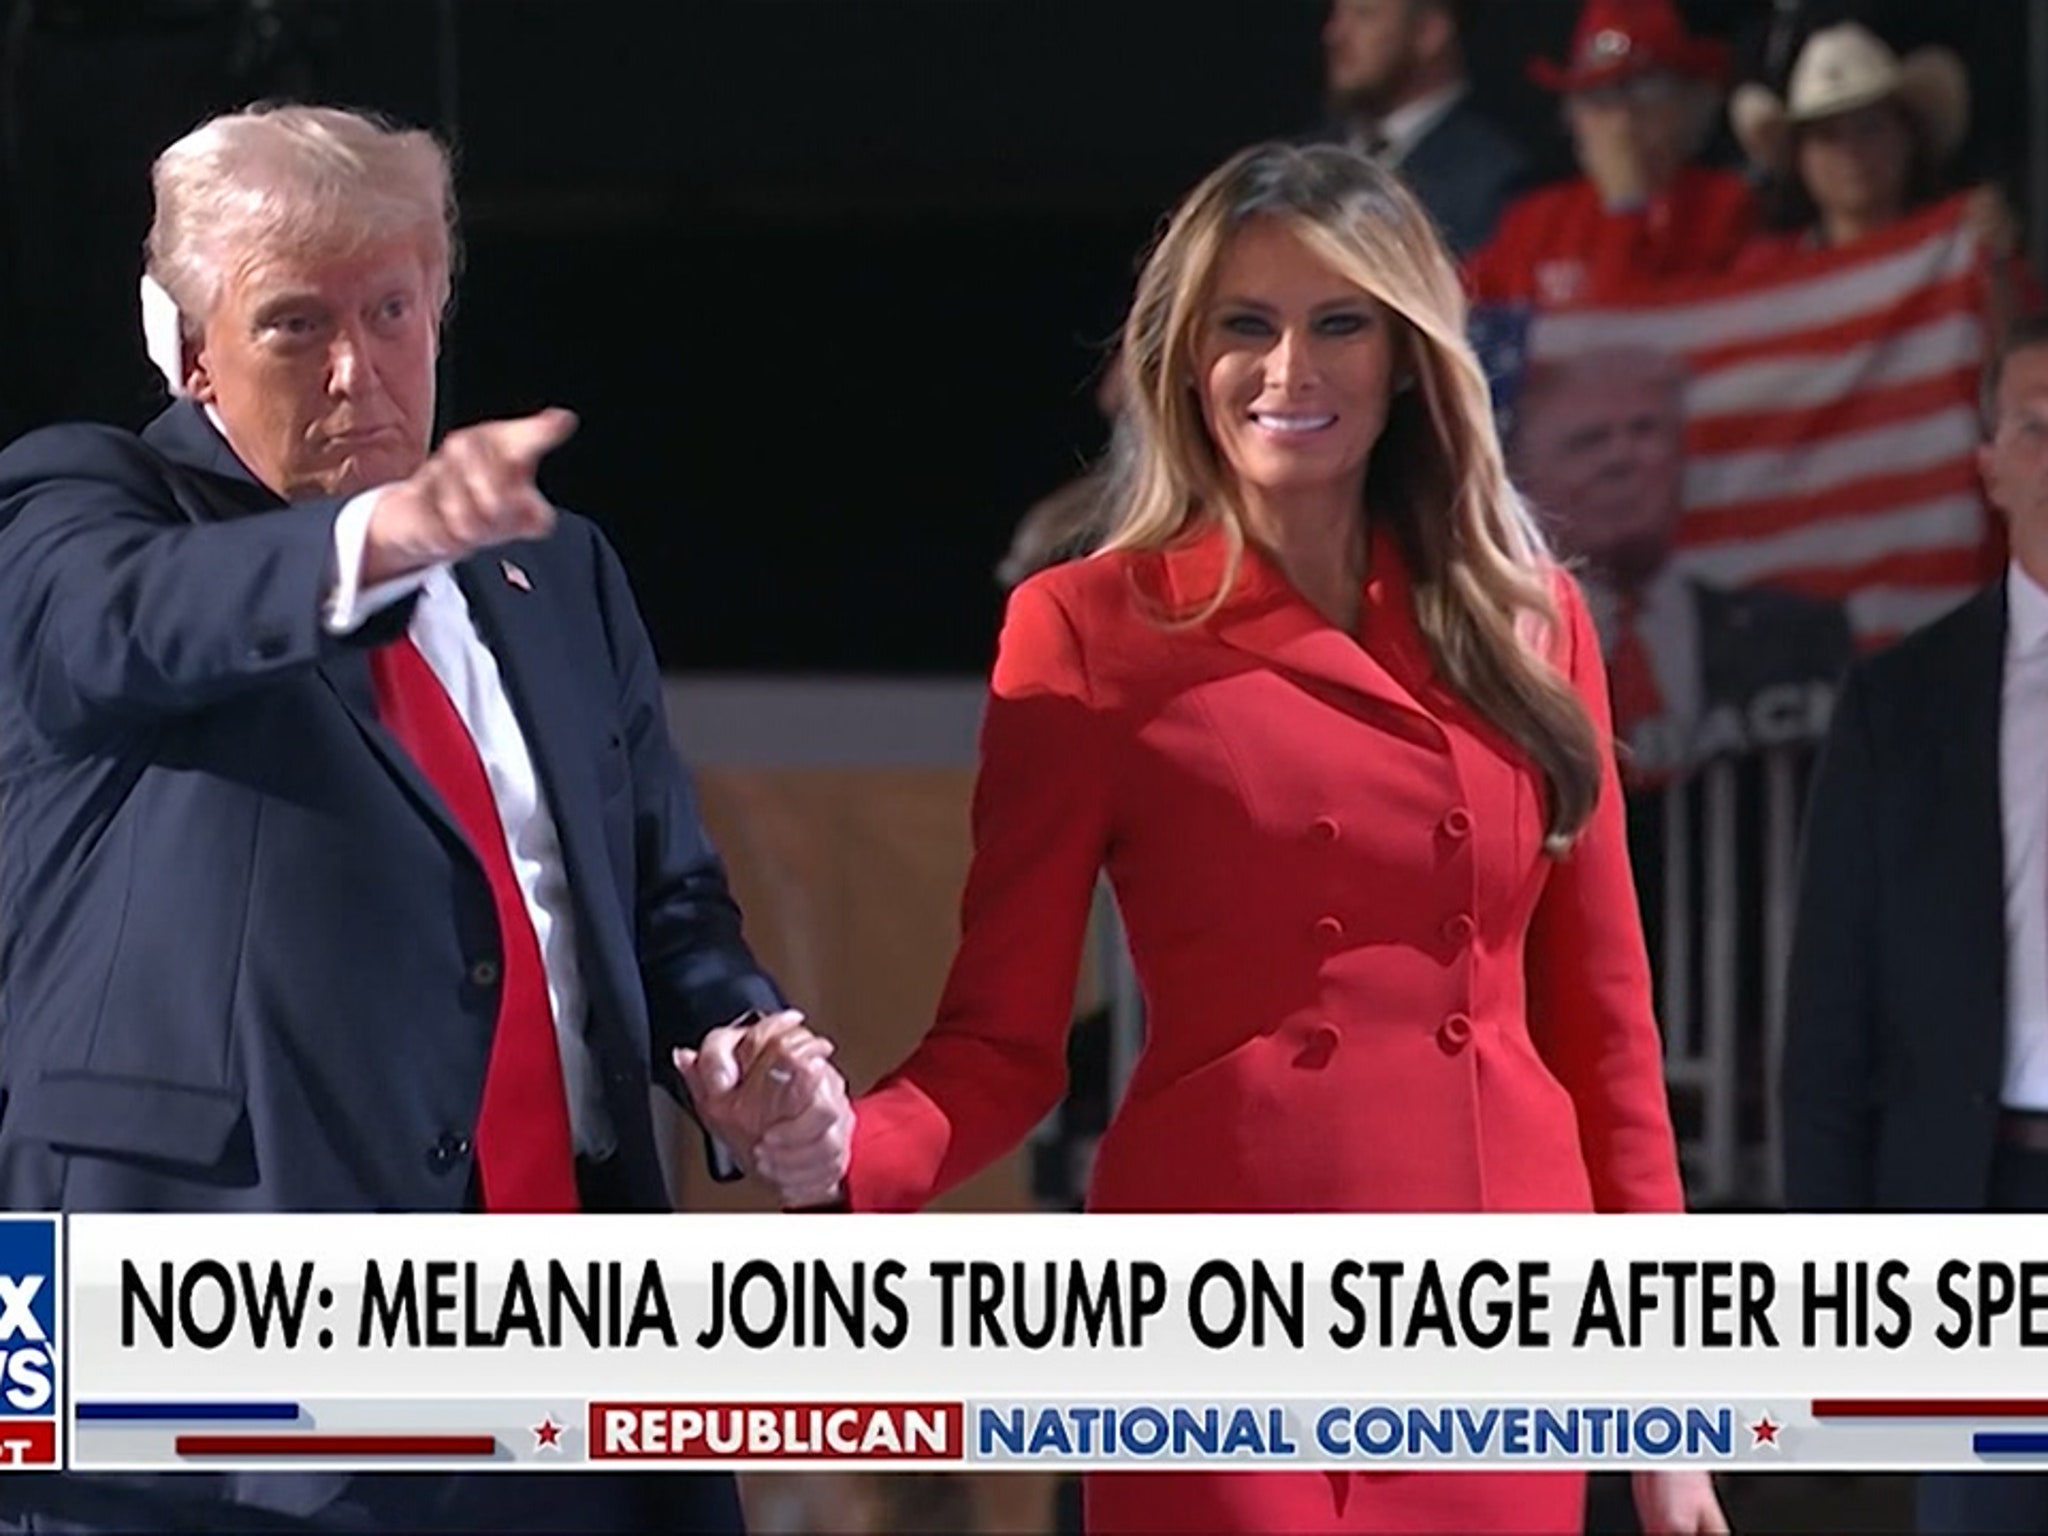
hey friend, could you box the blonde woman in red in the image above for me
[688,143,1727,1536]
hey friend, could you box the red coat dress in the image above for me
[846,522,1685,1534]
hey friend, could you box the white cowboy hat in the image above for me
[1729,22,1968,174]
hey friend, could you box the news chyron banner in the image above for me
[32,1213,2048,1475]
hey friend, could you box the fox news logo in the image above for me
[0,1218,59,1467]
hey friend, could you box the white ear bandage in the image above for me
[139,274,187,395]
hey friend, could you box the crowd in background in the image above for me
[1002,0,2042,1218]
[1005,0,2032,611]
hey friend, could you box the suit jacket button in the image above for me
[1443,913,1476,946]
[469,958,501,988]
[1438,1013,1474,1052]
[426,1134,473,1174]
[1441,807,1473,840]
[1314,915,1346,944]
[1311,817,1340,844]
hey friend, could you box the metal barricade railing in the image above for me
[1646,748,1814,1208]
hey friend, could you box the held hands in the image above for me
[361,407,579,585]
[1632,1469,1731,1535]
[674,1010,853,1208]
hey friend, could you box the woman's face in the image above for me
[1194,219,1399,514]
[1798,101,1915,229]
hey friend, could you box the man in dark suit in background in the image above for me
[1320,0,1526,254]
[1784,314,2048,1535]
[1509,345,1853,782]
[0,101,840,1533]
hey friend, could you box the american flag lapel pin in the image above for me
[501,558,532,592]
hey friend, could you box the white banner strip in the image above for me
[35,1213,2048,1472]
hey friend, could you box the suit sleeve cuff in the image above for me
[682,977,788,1045]
[705,1133,743,1183]
[324,488,438,634]
[685,999,784,1183]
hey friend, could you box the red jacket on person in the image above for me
[1468,164,1756,309]
[845,520,1685,1534]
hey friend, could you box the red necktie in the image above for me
[1606,596,1666,743]
[368,634,580,1212]
[1606,596,1671,789]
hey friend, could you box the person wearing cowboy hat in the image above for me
[1729,22,2025,280]
[1729,21,2039,409]
[1466,0,1754,311]
[1731,21,1965,245]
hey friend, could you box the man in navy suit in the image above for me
[0,102,843,1533]
[1785,314,2048,1536]
[1319,0,1527,254]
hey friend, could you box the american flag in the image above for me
[1480,193,2004,649]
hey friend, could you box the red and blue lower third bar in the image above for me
[76,1402,497,1458]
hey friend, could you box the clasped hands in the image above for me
[675,1010,852,1208]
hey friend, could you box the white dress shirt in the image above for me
[2001,561,2048,1110]
[326,487,616,1158]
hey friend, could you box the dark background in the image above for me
[0,0,2029,673]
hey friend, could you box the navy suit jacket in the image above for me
[0,402,774,1530]
[1782,582,2008,1211]
[1391,97,1528,257]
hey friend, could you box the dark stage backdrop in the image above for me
[0,0,2028,672]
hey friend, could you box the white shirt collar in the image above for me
[1374,82,1468,165]
[2010,561,2048,656]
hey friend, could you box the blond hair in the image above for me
[145,102,457,342]
[1100,141,1602,850]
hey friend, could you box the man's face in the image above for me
[1323,0,1422,114]
[1566,70,1692,192]
[1981,345,2048,549]
[187,236,438,501]
[1513,353,1686,578]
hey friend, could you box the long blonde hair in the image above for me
[1100,141,1602,850]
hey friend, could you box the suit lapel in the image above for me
[1928,584,2008,1050]
[1163,523,1448,745]
[316,641,480,858]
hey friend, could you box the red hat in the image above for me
[1528,0,1731,94]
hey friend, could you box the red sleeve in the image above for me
[1523,574,1687,1214]
[843,573,1114,1211]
